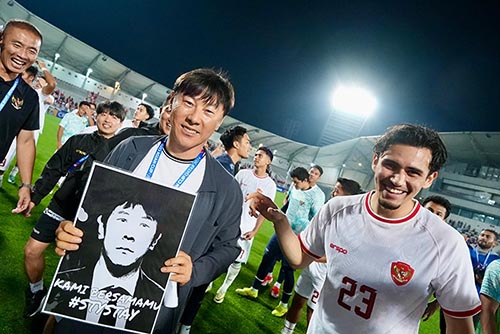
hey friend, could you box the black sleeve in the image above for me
[31,137,80,205]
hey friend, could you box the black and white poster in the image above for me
[43,162,196,334]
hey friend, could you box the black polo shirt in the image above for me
[0,75,39,161]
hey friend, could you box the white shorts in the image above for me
[294,262,327,310]
[235,238,254,264]
[0,131,40,172]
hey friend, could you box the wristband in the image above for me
[19,183,34,191]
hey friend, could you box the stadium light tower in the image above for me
[330,85,377,118]
[50,52,61,72]
[317,84,377,146]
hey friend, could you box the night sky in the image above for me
[17,1,500,145]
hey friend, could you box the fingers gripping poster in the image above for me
[43,162,195,334]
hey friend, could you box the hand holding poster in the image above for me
[43,162,195,334]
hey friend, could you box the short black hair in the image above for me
[258,147,273,162]
[374,124,448,174]
[422,195,452,219]
[25,66,38,78]
[290,167,309,181]
[139,103,155,120]
[220,125,247,151]
[337,178,363,195]
[96,101,126,122]
[79,101,91,108]
[3,19,43,44]
[173,68,235,116]
[482,229,499,241]
[311,165,323,175]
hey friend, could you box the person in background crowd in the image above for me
[132,102,155,127]
[237,166,324,318]
[281,177,363,334]
[420,195,453,333]
[56,101,94,149]
[215,125,251,175]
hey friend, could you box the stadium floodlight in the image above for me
[86,68,93,76]
[142,93,148,101]
[331,85,377,117]
[54,53,60,62]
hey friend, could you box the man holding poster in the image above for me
[53,68,243,334]
[45,164,195,332]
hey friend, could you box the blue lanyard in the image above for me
[68,154,90,173]
[0,76,20,112]
[475,247,492,268]
[146,137,205,188]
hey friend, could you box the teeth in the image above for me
[387,187,403,194]
[183,126,198,134]
[12,59,25,66]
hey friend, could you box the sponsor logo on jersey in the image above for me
[391,261,414,286]
[329,242,348,254]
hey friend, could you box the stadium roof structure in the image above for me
[0,0,172,107]
[220,114,500,184]
[2,0,499,187]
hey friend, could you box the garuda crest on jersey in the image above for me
[11,95,24,110]
[391,261,415,286]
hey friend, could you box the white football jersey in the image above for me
[236,169,277,234]
[299,192,480,334]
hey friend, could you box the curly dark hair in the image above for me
[373,124,448,174]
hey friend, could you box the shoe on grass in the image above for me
[213,290,226,304]
[24,287,47,318]
[261,274,273,286]
[271,303,288,317]
[235,287,258,299]
[270,285,280,298]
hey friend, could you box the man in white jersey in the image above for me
[282,177,363,334]
[213,146,277,304]
[54,68,242,334]
[247,124,480,334]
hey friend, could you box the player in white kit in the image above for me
[213,146,277,304]
[248,124,480,334]
[282,177,363,334]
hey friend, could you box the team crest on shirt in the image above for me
[11,95,24,110]
[391,261,415,286]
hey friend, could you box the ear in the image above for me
[371,153,379,172]
[149,233,162,251]
[97,216,105,240]
[232,139,240,149]
[422,171,438,189]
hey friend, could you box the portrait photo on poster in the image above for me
[42,162,196,334]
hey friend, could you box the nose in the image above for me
[122,235,135,242]
[185,105,204,125]
[390,172,406,186]
[15,46,30,59]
